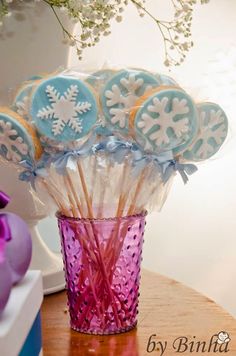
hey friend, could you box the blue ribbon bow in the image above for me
[19,160,48,190]
[132,150,174,176]
[161,160,198,184]
[132,149,197,184]
[53,134,97,175]
[92,136,138,164]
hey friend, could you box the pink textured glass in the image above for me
[57,212,147,335]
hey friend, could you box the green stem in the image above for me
[42,0,82,45]
[130,0,171,59]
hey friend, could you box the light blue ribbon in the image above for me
[19,160,48,190]
[92,136,139,164]
[52,134,96,175]
[161,160,198,184]
[132,150,173,176]
[132,149,197,184]
[92,137,197,184]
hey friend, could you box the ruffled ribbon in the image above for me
[19,160,48,190]
[0,192,11,259]
[133,150,197,184]
[161,160,198,184]
[92,136,138,164]
[53,134,97,175]
[132,150,173,175]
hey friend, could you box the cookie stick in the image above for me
[41,179,71,217]
[97,159,112,218]
[127,86,199,214]
[29,74,121,321]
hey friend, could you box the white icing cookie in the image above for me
[30,76,98,142]
[0,108,42,163]
[183,102,228,161]
[101,69,160,134]
[131,88,198,154]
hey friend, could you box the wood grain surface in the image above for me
[41,270,236,355]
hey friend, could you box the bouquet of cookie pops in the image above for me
[0,68,228,334]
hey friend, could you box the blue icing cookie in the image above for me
[12,83,35,120]
[0,109,35,163]
[30,76,98,142]
[133,88,198,154]
[95,116,112,136]
[154,73,178,86]
[101,69,160,134]
[183,102,228,161]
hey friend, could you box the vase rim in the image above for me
[56,210,147,223]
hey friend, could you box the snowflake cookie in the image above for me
[131,88,198,154]
[183,103,228,161]
[0,108,42,163]
[12,82,35,120]
[30,76,98,142]
[101,69,159,133]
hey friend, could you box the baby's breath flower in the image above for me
[115,15,122,23]
[0,0,210,66]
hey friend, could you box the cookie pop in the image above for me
[28,74,99,218]
[123,86,199,215]
[101,69,160,134]
[182,103,228,161]
[0,108,42,163]
[130,87,198,154]
[30,75,98,142]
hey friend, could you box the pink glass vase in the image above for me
[57,212,146,335]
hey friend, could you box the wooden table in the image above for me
[42,270,236,355]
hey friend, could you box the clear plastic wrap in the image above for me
[0,66,229,219]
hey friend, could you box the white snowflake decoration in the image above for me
[15,96,29,118]
[0,120,29,162]
[37,85,92,136]
[105,74,152,128]
[195,109,227,159]
[138,96,190,146]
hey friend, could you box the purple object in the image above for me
[57,212,146,335]
[0,191,11,242]
[4,213,32,285]
[0,215,11,242]
[0,256,12,313]
[0,191,10,209]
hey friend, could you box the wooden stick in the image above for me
[97,160,111,218]
[66,172,83,217]
[89,155,98,206]
[41,180,70,217]
[127,168,146,216]
[77,161,94,218]
[115,160,129,218]
[63,176,78,218]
